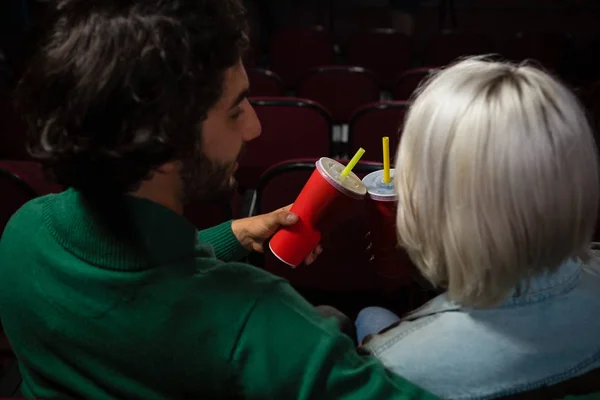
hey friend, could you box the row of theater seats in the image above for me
[253,27,568,88]
[237,98,407,190]
[248,66,433,117]
[241,69,600,194]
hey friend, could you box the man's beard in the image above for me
[179,146,243,204]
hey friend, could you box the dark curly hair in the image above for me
[16,0,249,196]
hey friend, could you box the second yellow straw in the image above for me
[382,137,391,184]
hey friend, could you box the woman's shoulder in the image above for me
[361,262,600,400]
[582,249,600,282]
[361,293,466,356]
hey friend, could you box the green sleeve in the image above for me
[197,221,248,262]
[230,282,438,400]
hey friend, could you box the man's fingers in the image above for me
[305,246,323,265]
[254,243,265,254]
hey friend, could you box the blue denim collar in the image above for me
[404,259,582,320]
[499,259,582,308]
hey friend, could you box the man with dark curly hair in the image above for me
[0,1,436,399]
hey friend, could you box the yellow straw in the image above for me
[382,137,391,184]
[341,148,366,177]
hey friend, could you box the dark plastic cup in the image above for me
[363,169,413,283]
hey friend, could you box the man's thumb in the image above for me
[276,209,298,226]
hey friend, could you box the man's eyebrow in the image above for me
[229,88,249,110]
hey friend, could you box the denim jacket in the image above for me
[362,257,600,400]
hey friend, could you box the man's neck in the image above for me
[132,191,183,215]
[130,177,184,215]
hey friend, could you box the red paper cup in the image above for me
[363,169,413,283]
[269,157,366,267]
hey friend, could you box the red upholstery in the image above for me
[0,96,28,160]
[269,27,334,87]
[0,160,62,195]
[346,29,412,88]
[257,159,384,292]
[0,170,34,236]
[297,66,380,123]
[349,101,408,161]
[237,97,332,190]
[248,69,285,97]
[0,160,62,235]
[392,67,438,101]
[423,33,494,66]
[499,32,566,72]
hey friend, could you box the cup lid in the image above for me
[362,169,397,201]
[316,157,367,199]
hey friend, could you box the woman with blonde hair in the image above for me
[356,57,600,399]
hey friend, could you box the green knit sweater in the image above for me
[0,189,436,400]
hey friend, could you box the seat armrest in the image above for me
[239,189,257,218]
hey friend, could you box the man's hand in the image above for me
[231,205,323,265]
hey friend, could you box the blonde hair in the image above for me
[395,57,599,307]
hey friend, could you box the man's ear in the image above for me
[155,160,180,174]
